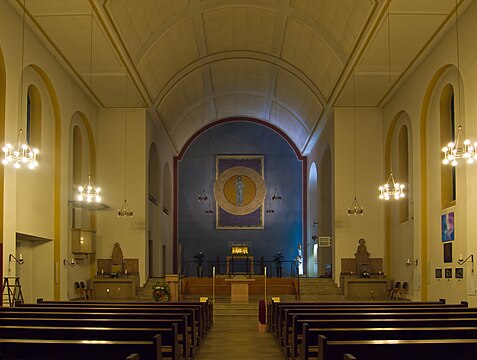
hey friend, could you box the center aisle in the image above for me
[195,303,284,360]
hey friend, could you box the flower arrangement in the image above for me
[152,281,171,302]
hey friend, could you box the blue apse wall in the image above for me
[178,121,303,276]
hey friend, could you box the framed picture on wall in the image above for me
[444,242,452,263]
[456,268,464,279]
[445,268,452,279]
[441,211,455,242]
[435,268,442,278]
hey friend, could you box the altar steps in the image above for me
[298,278,345,301]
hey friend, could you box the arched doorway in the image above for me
[307,162,318,277]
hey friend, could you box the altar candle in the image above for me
[212,266,215,277]
[264,266,267,277]
[460,254,463,261]
[19,253,23,261]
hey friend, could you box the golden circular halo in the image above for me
[214,166,266,216]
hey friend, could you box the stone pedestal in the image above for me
[165,274,180,302]
[225,277,255,303]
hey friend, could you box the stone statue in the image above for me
[355,238,370,275]
[111,242,124,271]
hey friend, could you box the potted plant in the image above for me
[194,251,204,278]
[152,281,171,302]
[273,252,284,278]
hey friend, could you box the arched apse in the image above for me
[307,162,318,277]
[420,64,467,302]
[384,111,414,297]
[148,142,160,277]
[162,162,172,276]
[318,145,332,278]
[66,112,95,300]
[177,120,304,276]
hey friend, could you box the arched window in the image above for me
[398,125,409,222]
[26,85,41,149]
[73,125,82,187]
[440,84,456,208]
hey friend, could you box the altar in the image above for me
[225,277,255,303]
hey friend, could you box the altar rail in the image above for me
[182,259,298,278]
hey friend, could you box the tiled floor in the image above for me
[195,317,285,359]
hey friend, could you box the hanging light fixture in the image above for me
[77,175,101,203]
[270,81,282,205]
[379,6,406,201]
[379,172,405,200]
[2,0,39,170]
[442,1,476,166]
[266,197,274,214]
[442,126,476,165]
[198,73,210,205]
[117,71,133,218]
[348,73,364,215]
[76,4,104,206]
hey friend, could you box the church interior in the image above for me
[1,0,477,358]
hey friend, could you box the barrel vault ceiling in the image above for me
[10,0,466,154]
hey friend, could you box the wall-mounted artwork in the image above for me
[441,211,454,242]
[445,268,452,279]
[214,155,266,229]
[435,268,442,278]
[456,268,464,279]
[444,243,452,263]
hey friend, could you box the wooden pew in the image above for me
[35,300,213,332]
[343,354,356,360]
[267,299,448,331]
[273,300,465,339]
[126,354,140,360]
[316,334,477,360]
[28,301,208,340]
[289,311,477,356]
[0,307,197,356]
[300,323,477,359]
[14,305,201,349]
[0,335,163,360]
[0,316,188,359]
[277,304,469,346]
[0,324,180,359]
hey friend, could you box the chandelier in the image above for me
[117,199,133,218]
[2,129,39,169]
[442,127,477,166]
[379,172,405,200]
[117,71,133,218]
[442,1,476,166]
[2,0,40,170]
[348,73,364,215]
[348,197,364,215]
[78,175,101,203]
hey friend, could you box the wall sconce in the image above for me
[405,258,418,267]
[458,254,474,273]
[9,253,24,265]
[313,221,318,227]
[63,259,76,267]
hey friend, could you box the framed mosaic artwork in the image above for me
[213,155,266,229]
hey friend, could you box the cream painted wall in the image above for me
[96,108,147,286]
[146,113,176,276]
[333,108,384,281]
[379,0,477,303]
[0,0,101,300]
